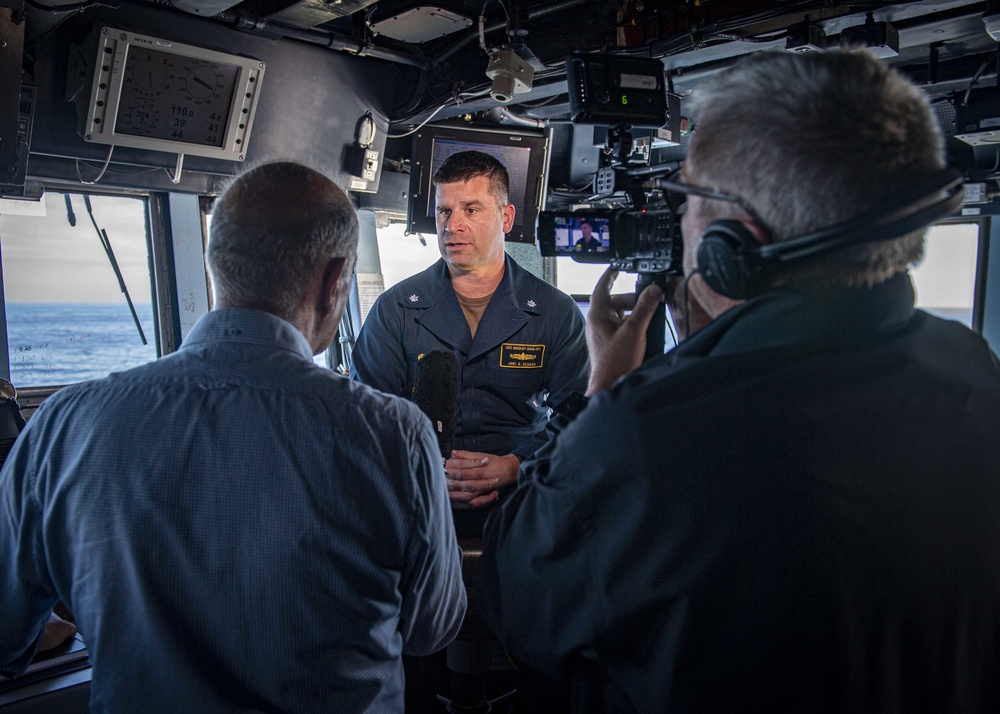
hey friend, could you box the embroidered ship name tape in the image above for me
[500,343,545,368]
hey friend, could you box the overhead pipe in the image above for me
[129,0,431,69]
[488,106,545,128]
[216,8,431,69]
[436,0,592,65]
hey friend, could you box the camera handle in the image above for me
[636,273,669,362]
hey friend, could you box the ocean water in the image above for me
[3,302,974,390]
[6,303,158,389]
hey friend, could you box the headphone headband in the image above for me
[696,168,964,300]
[758,169,964,263]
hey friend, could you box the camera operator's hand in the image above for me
[586,268,663,395]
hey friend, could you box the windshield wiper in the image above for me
[80,194,147,346]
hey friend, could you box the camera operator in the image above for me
[478,50,1000,712]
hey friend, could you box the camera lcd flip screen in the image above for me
[538,208,683,274]
[550,215,611,256]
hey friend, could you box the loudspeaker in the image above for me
[695,169,964,300]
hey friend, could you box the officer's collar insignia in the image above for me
[525,299,538,309]
[408,293,420,303]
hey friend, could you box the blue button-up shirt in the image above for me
[0,308,466,713]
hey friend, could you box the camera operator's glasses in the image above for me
[656,171,768,228]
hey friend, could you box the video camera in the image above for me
[536,204,683,275]
[537,51,686,277]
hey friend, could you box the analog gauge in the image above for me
[127,104,157,132]
[130,54,169,92]
[184,64,219,100]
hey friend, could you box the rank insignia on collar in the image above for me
[525,299,537,308]
[408,294,420,303]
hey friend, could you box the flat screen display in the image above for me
[408,125,550,244]
[427,138,533,227]
[81,28,265,163]
[115,46,240,148]
[550,213,611,255]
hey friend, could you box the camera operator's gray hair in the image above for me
[687,49,945,287]
[206,161,359,319]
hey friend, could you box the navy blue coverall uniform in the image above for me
[351,256,589,531]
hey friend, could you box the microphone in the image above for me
[411,350,459,461]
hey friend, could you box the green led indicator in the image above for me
[621,94,628,106]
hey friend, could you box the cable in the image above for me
[360,111,376,148]
[478,0,511,53]
[75,145,115,185]
[706,30,789,43]
[387,86,492,136]
[164,153,184,184]
[24,0,119,13]
[386,104,448,138]
[682,270,699,342]
[962,49,1000,106]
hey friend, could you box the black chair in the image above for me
[0,391,26,471]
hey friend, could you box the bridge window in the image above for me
[912,223,979,328]
[374,222,438,296]
[1,192,158,390]
[554,257,607,297]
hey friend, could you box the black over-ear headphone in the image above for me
[695,169,965,300]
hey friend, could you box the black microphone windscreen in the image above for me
[411,350,459,459]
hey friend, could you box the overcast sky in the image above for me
[1,192,153,304]
[0,194,979,310]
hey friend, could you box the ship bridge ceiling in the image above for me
[20,0,995,125]
[15,0,1000,189]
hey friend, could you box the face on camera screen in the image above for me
[553,216,611,255]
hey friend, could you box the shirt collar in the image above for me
[396,256,545,315]
[675,271,917,359]
[182,308,315,362]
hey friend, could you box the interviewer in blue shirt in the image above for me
[0,161,467,712]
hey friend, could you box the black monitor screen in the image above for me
[408,125,550,244]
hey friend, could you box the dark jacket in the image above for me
[479,273,1000,713]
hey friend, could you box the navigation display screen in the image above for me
[114,46,240,148]
[81,28,265,162]
[428,138,533,231]
[407,125,549,244]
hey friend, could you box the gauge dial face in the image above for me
[114,46,240,148]
[125,104,157,131]
[129,54,168,92]
[183,65,219,99]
